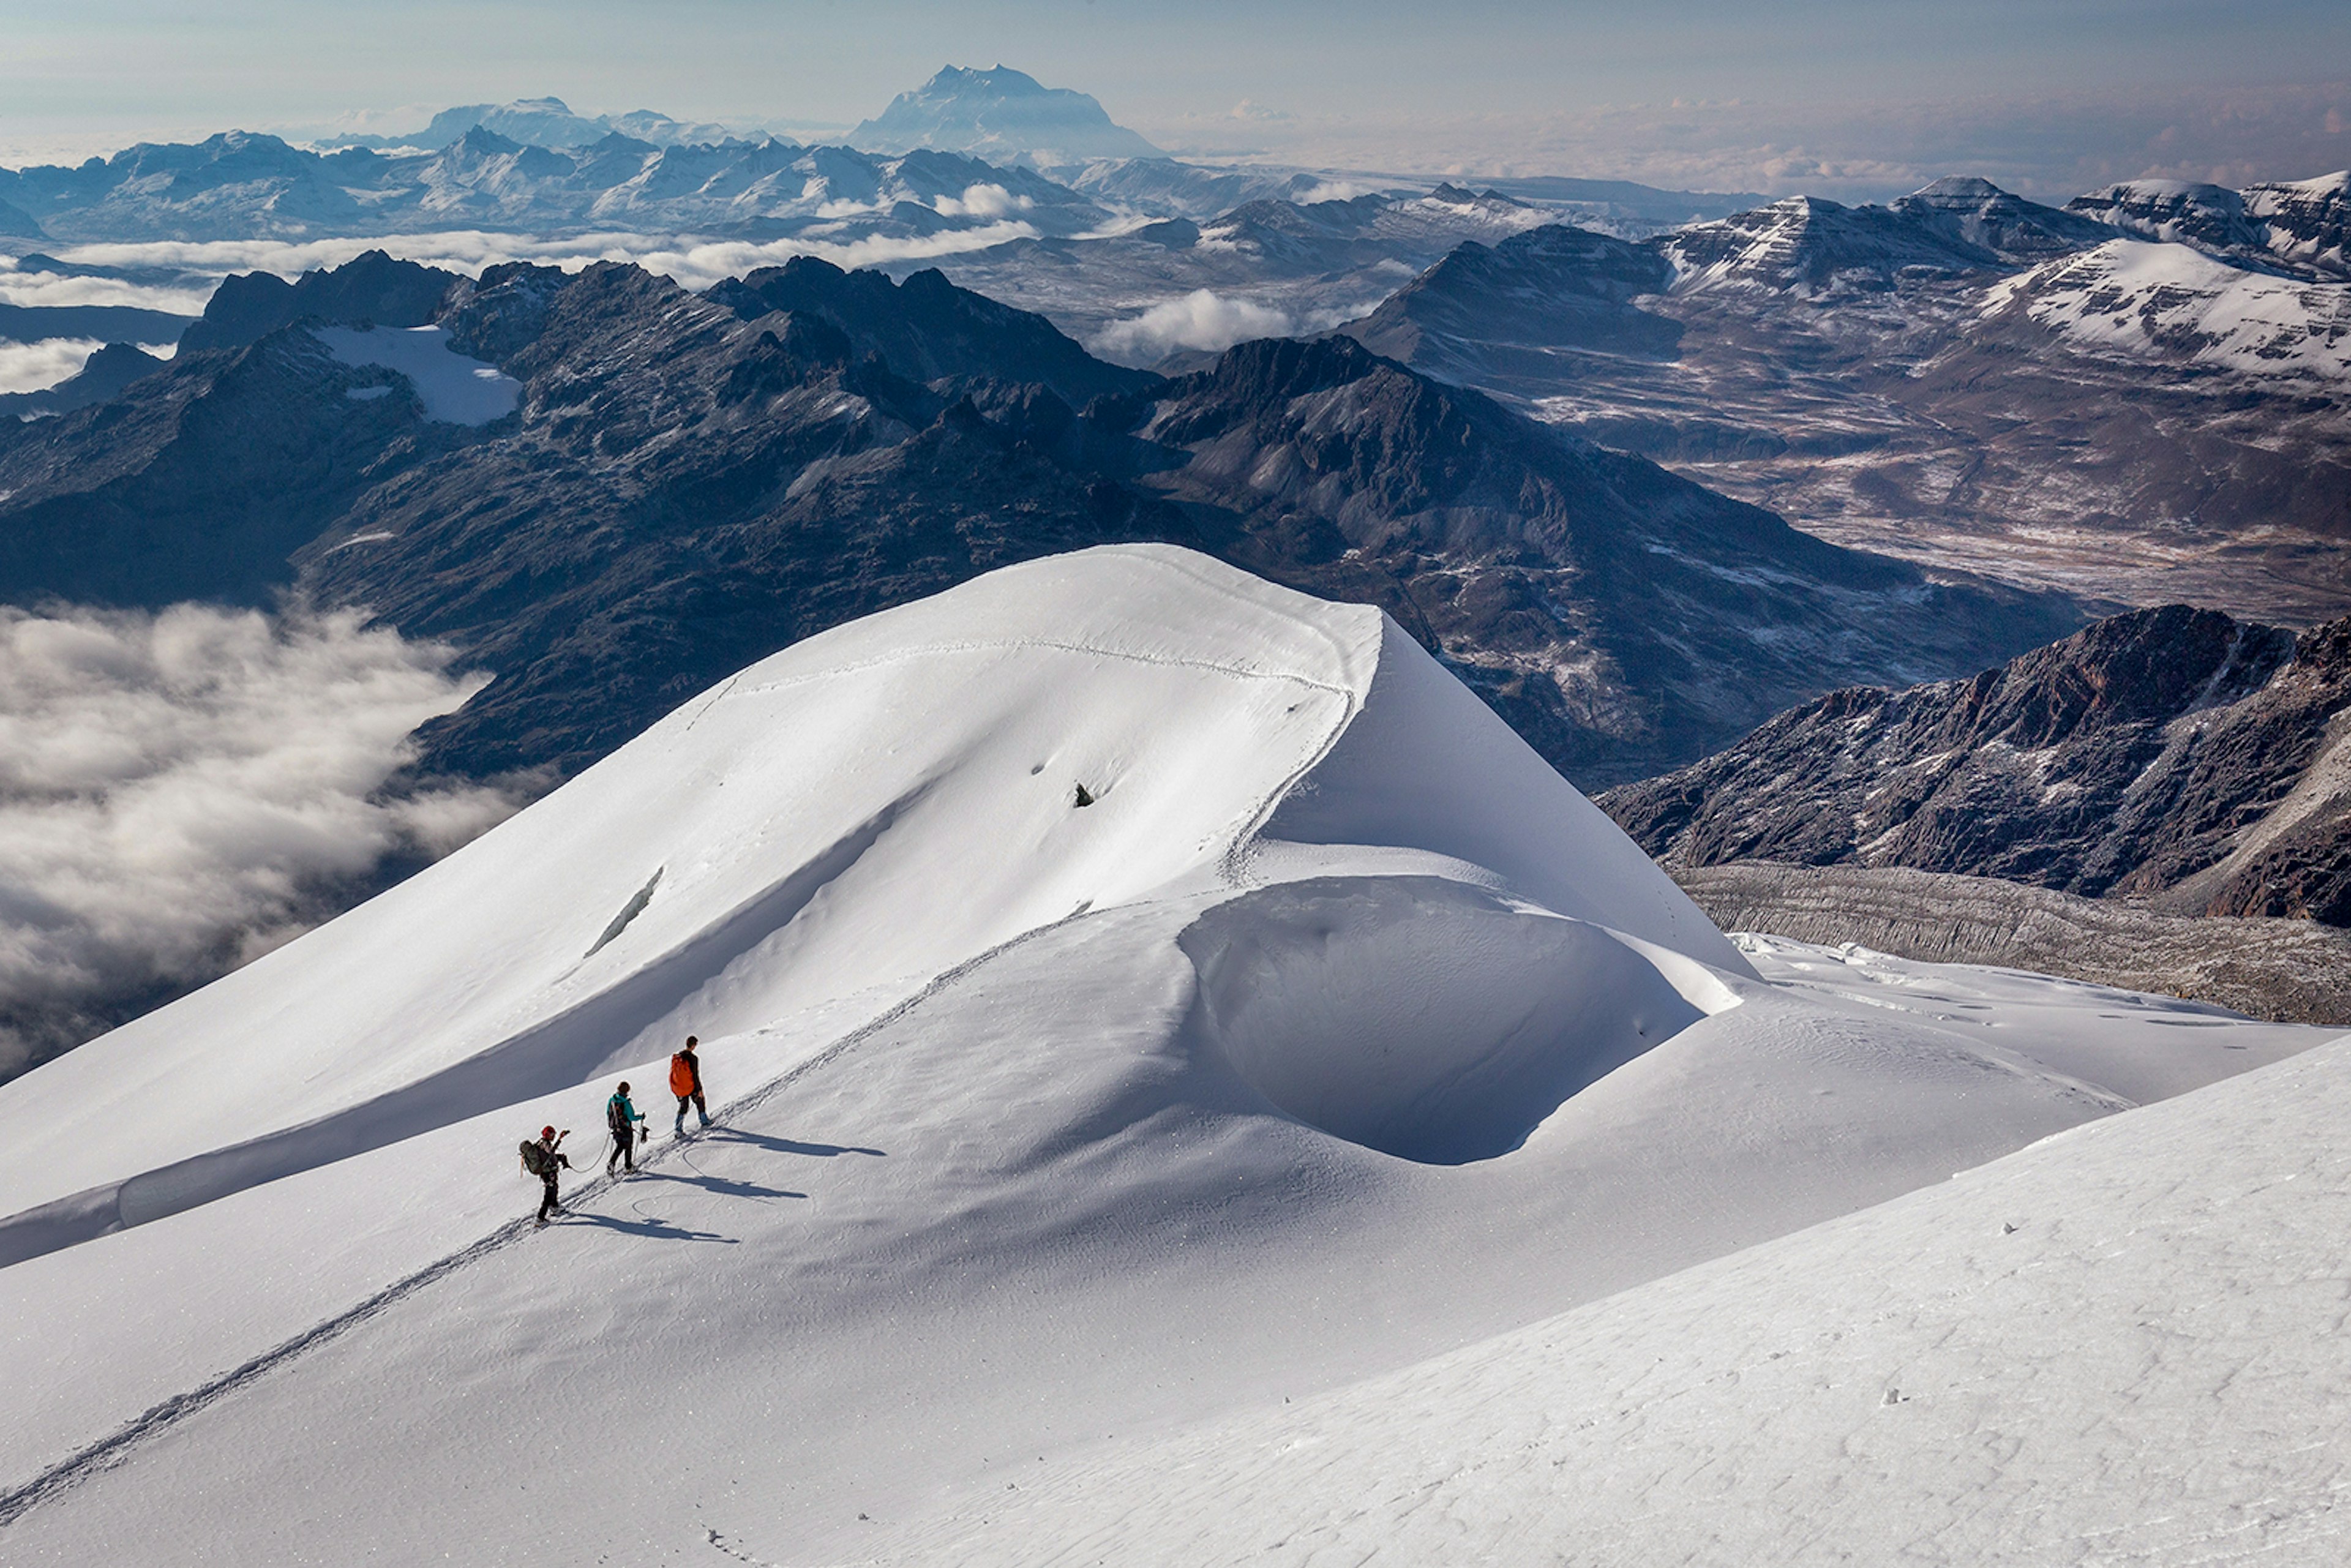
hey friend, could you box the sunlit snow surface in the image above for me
[0,547,2337,1565]
[312,323,520,424]
[1988,238,2351,384]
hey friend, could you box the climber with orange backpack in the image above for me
[670,1035,710,1136]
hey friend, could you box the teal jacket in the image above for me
[607,1092,645,1134]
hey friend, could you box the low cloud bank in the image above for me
[0,337,102,395]
[1090,291,1387,366]
[1092,289,1297,363]
[6,220,1044,325]
[0,603,535,1081]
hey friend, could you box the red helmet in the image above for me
[541,1125,556,1140]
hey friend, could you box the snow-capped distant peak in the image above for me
[2067,173,2349,279]
[1907,174,2008,202]
[1985,237,2351,384]
[850,63,1163,166]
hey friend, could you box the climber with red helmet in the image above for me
[520,1125,571,1225]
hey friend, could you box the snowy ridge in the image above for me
[0,549,2334,1564]
[0,546,1730,1248]
[1985,237,2351,384]
[2072,172,2351,279]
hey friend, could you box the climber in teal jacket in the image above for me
[606,1081,648,1174]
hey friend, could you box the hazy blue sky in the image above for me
[2,1,2344,197]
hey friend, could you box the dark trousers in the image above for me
[538,1175,560,1221]
[676,1092,707,1128]
[607,1125,637,1172]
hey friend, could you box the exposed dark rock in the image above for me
[0,342,171,419]
[1600,604,2351,926]
[1345,225,1681,376]
[179,250,459,353]
[1351,181,2351,622]
[0,301,192,346]
[707,257,1156,405]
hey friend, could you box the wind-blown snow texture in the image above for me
[0,549,2333,1566]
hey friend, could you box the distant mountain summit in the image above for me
[852,65,1161,165]
[1658,179,2117,294]
[325,96,741,151]
[2071,172,2350,279]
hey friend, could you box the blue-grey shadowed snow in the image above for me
[313,326,520,426]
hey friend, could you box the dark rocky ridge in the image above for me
[1132,334,2075,781]
[0,342,171,419]
[0,252,2077,792]
[1347,225,1681,383]
[1601,604,2351,926]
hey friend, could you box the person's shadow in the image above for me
[703,1127,885,1160]
[631,1166,806,1202]
[563,1210,738,1244]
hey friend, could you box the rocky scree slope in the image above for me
[1673,863,2351,1026]
[1601,604,2351,926]
[0,252,2074,790]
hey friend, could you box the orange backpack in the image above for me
[669,1051,697,1097]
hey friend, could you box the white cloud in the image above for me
[1293,181,1373,205]
[0,266,216,316]
[19,220,1046,317]
[933,182,1033,220]
[1091,289,1297,364]
[0,602,534,1079]
[0,336,101,394]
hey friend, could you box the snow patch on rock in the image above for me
[313,323,520,424]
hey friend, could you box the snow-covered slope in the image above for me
[2072,172,2351,279]
[0,547,2331,1564]
[315,324,520,424]
[1661,193,2002,294]
[857,1005,2351,1566]
[1986,237,2351,384]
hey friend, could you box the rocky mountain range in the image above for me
[0,127,1117,246]
[2070,172,2350,279]
[321,96,741,152]
[919,182,1570,367]
[1601,603,2351,928]
[1346,174,2351,625]
[0,250,2073,793]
